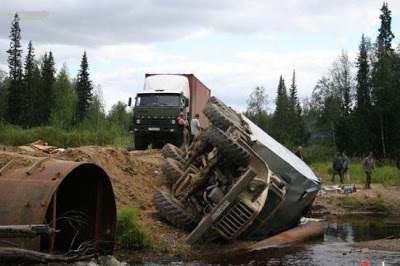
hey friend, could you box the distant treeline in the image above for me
[0,13,133,148]
[244,3,400,162]
[1,4,400,163]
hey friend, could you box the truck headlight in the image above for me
[248,182,258,192]
[136,119,141,124]
[247,179,268,202]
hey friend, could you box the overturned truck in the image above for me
[153,96,321,244]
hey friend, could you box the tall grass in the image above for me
[116,207,151,250]
[310,160,400,187]
[0,124,132,148]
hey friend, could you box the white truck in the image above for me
[130,74,211,150]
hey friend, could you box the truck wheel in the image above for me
[152,190,198,231]
[161,143,185,163]
[134,136,148,150]
[209,96,241,124]
[152,140,164,149]
[205,125,251,167]
[161,158,184,184]
[203,103,240,131]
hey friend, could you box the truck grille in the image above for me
[215,200,255,240]
[138,118,172,125]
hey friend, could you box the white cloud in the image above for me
[0,0,399,113]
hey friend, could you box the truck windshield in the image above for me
[136,94,180,107]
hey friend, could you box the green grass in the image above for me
[151,239,173,254]
[310,160,400,187]
[337,196,362,208]
[0,124,133,148]
[116,207,151,250]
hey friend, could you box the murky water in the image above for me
[131,216,400,266]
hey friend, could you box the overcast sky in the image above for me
[1,1,399,113]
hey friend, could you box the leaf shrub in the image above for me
[0,124,29,145]
[116,207,150,250]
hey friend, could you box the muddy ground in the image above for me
[2,145,400,263]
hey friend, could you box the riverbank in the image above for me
[1,145,399,264]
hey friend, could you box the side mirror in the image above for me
[128,97,132,107]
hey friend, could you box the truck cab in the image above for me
[132,75,190,150]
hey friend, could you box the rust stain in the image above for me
[0,152,116,254]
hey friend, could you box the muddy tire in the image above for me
[203,103,240,131]
[152,140,164,149]
[209,96,241,123]
[152,190,198,231]
[161,143,185,163]
[205,125,251,167]
[161,158,184,184]
[134,136,148,150]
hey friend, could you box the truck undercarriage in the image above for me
[153,96,321,244]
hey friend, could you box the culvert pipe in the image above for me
[0,152,116,255]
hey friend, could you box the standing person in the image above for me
[176,112,188,147]
[190,113,201,144]
[362,152,375,189]
[341,151,350,183]
[331,152,343,184]
[295,146,304,160]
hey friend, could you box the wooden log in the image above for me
[0,224,55,238]
[247,221,324,250]
[0,247,94,264]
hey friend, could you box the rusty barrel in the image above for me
[0,152,116,254]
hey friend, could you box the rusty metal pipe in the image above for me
[0,152,116,254]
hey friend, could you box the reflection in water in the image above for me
[131,216,400,266]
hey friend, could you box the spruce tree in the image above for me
[354,35,374,155]
[23,41,37,128]
[6,13,23,125]
[75,52,93,123]
[270,76,291,145]
[289,70,306,147]
[377,2,395,51]
[371,2,396,157]
[38,51,56,125]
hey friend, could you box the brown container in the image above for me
[0,152,116,254]
[186,74,211,127]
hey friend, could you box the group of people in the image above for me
[175,112,201,147]
[331,150,375,189]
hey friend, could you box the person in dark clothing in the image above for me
[362,152,375,189]
[295,146,304,160]
[175,112,188,147]
[331,152,343,183]
[341,150,350,182]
